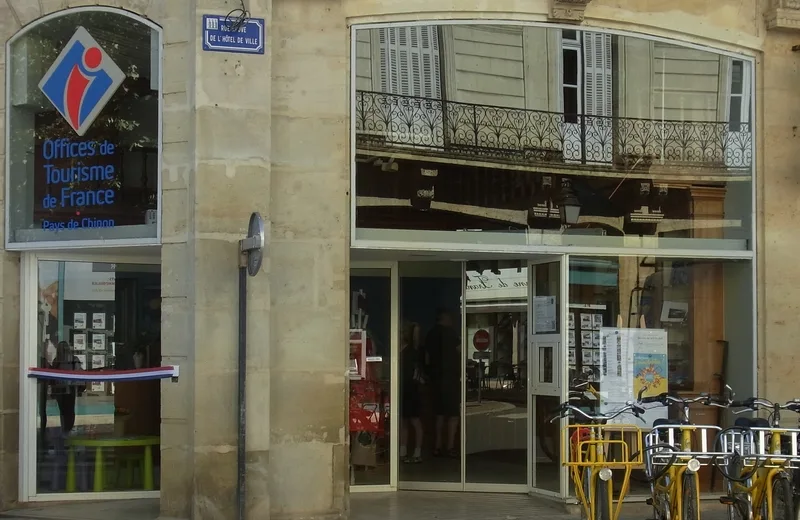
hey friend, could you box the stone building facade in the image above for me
[0,1,797,520]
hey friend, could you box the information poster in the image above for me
[533,296,557,333]
[599,328,669,426]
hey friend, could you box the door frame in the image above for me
[19,250,161,503]
[349,261,400,493]
[527,254,569,499]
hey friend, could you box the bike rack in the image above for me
[717,427,800,469]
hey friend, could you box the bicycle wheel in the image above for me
[594,478,611,520]
[768,476,794,520]
[681,472,699,520]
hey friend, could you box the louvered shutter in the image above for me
[582,32,612,117]
[378,26,441,99]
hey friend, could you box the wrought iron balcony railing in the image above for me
[355,90,752,172]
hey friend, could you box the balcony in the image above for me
[355,91,752,175]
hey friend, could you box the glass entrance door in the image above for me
[528,257,566,497]
[463,260,529,491]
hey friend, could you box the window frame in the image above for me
[4,6,163,251]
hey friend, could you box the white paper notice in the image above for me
[533,296,557,333]
[92,333,106,350]
[73,313,86,330]
[598,328,633,423]
[92,313,106,330]
[91,354,105,369]
[73,333,86,351]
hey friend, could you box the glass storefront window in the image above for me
[36,260,161,493]
[567,255,754,494]
[349,268,392,485]
[7,11,161,246]
[353,24,754,252]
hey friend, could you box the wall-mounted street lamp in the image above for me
[559,178,581,225]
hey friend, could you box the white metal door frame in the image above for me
[527,254,569,498]
[349,261,399,493]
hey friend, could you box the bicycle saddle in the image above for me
[734,417,770,428]
[653,418,684,427]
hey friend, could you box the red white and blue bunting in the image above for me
[28,366,180,382]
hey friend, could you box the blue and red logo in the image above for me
[39,27,126,137]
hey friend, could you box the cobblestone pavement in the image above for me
[0,493,733,520]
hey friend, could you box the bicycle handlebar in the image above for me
[729,397,800,414]
[549,401,645,424]
[638,392,713,407]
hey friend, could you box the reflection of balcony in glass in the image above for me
[355,26,753,176]
[355,90,752,173]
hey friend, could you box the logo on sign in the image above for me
[39,27,125,136]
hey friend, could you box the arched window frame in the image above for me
[4,6,164,250]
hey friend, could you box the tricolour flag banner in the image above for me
[28,365,179,382]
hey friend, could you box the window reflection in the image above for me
[353,24,754,251]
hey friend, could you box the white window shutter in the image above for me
[378,26,441,98]
[582,32,612,117]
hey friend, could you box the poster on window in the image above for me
[91,354,106,370]
[73,333,86,351]
[92,313,106,330]
[63,263,116,301]
[92,333,105,350]
[599,328,669,426]
[580,313,593,330]
[73,312,86,330]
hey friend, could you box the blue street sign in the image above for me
[202,15,265,55]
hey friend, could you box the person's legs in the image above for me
[446,416,459,454]
[411,417,424,458]
[399,419,409,458]
[434,415,445,454]
[55,391,77,434]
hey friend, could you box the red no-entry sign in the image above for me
[473,329,490,351]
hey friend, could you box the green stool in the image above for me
[66,436,160,492]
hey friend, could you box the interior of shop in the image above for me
[36,261,161,494]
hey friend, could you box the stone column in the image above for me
[188,0,272,519]
[762,0,800,405]
[268,0,349,518]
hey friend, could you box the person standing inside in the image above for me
[399,321,425,463]
[424,309,461,458]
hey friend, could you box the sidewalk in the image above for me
[0,492,731,520]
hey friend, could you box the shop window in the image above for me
[35,260,161,493]
[6,10,161,247]
[567,255,754,494]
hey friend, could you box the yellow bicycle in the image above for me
[550,400,644,520]
[715,397,800,520]
[635,391,729,520]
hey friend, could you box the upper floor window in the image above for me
[378,26,441,99]
[728,59,750,132]
[6,9,161,248]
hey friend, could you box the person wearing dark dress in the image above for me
[424,309,461,458]
[399,321,424,463]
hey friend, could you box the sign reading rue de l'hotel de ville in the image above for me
[32,26,155,233]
